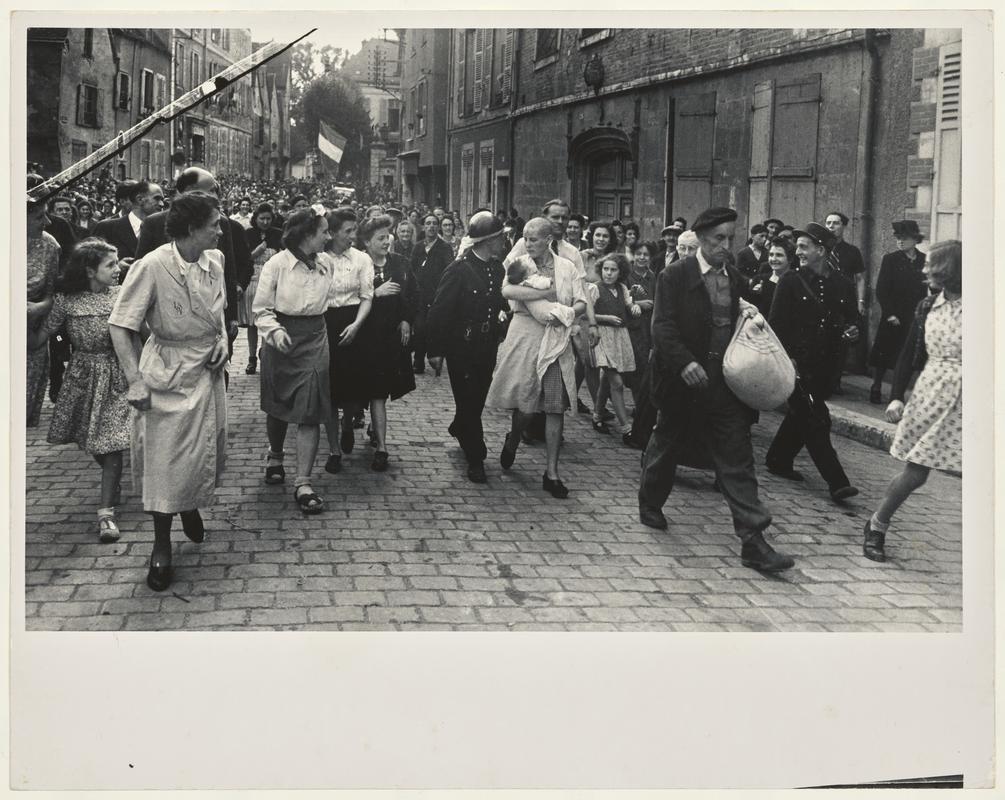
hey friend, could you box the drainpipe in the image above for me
[853,28,882,369]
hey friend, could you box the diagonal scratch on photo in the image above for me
[24,24,962,632]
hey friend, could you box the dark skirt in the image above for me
[326,304,372,406]
[260,313,331,425]
[868,317,912,369]
[363,310,416,401]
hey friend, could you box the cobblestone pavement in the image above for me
[23,338,962,632]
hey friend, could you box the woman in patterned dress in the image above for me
[26,179,59,427]
[863,240,962,562]
[32,239,130,542]
[240,203,283,375]
[439,216,460,259]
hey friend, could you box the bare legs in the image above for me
[508,410,565,480]
[92,451,123,508]
[875,461,930,525]
[370,398,388,452]
[596,369,631,432]
[267,414,320,491]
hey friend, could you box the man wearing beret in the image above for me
[426,211,509,483]
[639,206,795,572]
[765,222,860,502]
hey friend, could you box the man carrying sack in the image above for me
[638,206,795,573]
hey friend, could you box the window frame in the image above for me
[579,29,614,48]
[115,71,131,111]
[534,29,560,70]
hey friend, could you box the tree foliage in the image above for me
[290,73,372,181]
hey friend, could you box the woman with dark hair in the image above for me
[576,221,616,415]
[749,236,795,316]
[26,175,60,427]
[610,219,626,252]
[581,221,617,280]
[626,241,658,395]
[863,240,962,562]
[240,202,284,374]
[253,207,333,513]
[75,199,97,238]
[32,238,130,541]
[356,215,417,470]
[109,191,229,591]
[323,207,374,469]
[868,221,928,404]
[622,222,640,260]
[440,215,460,258]
[591,253,641,437]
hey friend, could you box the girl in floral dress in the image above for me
[33,239,131,542]
[863,240,962,562]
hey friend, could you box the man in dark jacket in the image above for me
[410,212,456,374]
[765,222,860,502]
[425,212,508,484]
[638,206,794,573]
[135,167,251,338]
[734,223,769,280]
[94,180,163,265]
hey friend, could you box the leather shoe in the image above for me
[869,387,883,404]
[500,433,518,470]
[863,520,887,562]
[325,454,342,474]
[180,509,205,543]
[413,364,425,375]
[765,463,805,482]
[740,532,795,572]
[623,431,642,450]
[830,485,860,502]
[146,551,173,592]
[639,505,668,530]
[467,462,488,483]
[576,399,592,415]
[542,473,569,499]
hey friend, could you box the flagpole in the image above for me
[28,28,317,205]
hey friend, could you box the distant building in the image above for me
[172,28,255,180]
[251,41,293,180]
[446,29,517,219]
[397,29,450,207]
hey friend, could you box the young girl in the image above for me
[592,253,641,436]
[33,239,131,542]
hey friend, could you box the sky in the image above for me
[247,19,394,55]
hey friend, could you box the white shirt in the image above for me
[173,242,213,277]
[230,212,253,230]
[128,210,143,238]
[696,247,725,276]
[327,246,375,308]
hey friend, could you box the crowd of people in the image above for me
[26,163,962,594]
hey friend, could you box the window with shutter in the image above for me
[116,72,131,110]
[769,74,820,223]
[156,74,166,109]
[154,140,166,180]
[463,30,476,116]
[77,84,99,127]
[501,29,514,103]
[473,30,484,112]
[140,139,151,179]
[672,92,716,222]
[478,142,494,208]
[535,30,559,60]
[748,80,774,227]
[931,42,961,241]
[83,29,93,58]
[456,31,466,117]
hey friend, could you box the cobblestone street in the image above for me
[23,338,962,632]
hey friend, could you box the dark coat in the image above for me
[831,239,865,280]
[364,251,418,400]
[136,209,253,325]
[735,245,768,280]
[869,249,927,369]
[890,293,938,402]
[244,225,284,252]
[410,237,455,309]
[92,215,138,261]
[425,249,506,365]
[44,216,77,272]
[768,266,858,382]
[649,255,757,425]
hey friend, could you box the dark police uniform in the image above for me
[766,264,858,491]
[425,248,506,467]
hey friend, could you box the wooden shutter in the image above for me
[748,80,774,228]
[932,42,961,241]
[481,29,493,109]
[473,29,484,112]
[672,92,716,222]
[95,88,104,128]
[456,31,466,117]
[75,84,83,125]
[501,29,514,102]
[769,73,820,223]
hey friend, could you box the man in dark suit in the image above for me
[638,207,794,573]
[410,212,457,374]
[94,180,163,266]
[135,167,251,339]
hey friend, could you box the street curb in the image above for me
[828,405,895,451]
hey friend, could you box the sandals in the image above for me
[294,485,325,514]
[97,516,120,544]
[265,464,286,484]
[592,419,610,434]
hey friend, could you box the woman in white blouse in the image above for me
[253,208,333,514]
[323,208,375,470]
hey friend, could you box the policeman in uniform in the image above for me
[426,212,508,483]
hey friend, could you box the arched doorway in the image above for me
[570,127,635,223]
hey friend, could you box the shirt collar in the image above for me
[697,248,724,276]
[128,210,143,235]
[172,242,212,275]
[932,290,958,309]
